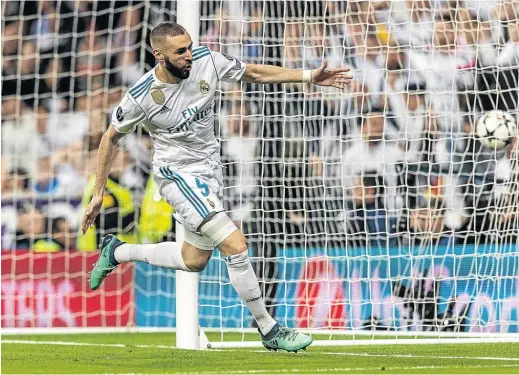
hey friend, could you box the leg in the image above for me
[217,229,277,336]
[199,212,312,352]
[113,232,213,272]
[88,234,212,290]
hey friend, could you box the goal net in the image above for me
[2,0,519,344]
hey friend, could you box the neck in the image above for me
[156,65,181,84]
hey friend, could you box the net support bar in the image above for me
[175,0,204,350]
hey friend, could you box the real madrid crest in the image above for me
[199,80,210,95]
[151,89,166,105]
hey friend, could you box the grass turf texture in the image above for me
[2,333,519,374]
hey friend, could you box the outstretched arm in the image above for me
[81,125,125,234]
[241,60,352,89]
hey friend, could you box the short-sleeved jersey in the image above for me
[111,46,246,174]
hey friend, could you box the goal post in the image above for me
[174,0,207,351]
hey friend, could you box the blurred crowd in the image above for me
[1,0,519,256]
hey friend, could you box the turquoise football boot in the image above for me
[89,234,124,290]
[261,324,313,352]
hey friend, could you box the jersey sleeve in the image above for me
[210,51,247,82]
[111,93,146,134]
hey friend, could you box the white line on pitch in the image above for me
[2,340,127,348]
[1,339,183,350]
[1,339,234,351]
[317,351,519,362]
[187,364,519,374]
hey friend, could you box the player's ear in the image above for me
[153,49,164,62]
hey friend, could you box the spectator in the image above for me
[2,20,21,76]
[386,0,434,49]
[29,1,69,54]
[34,157,59,194]
[467,138,519,244]
[382,44,410,113]
[408,12,477,135]
[242,5,264,64]
[339,108,402,199]
[1,40,52,108]
[338,171,398,249]
[346,26,387,108]
[497,18,519,67]
[75,22,109,92]
[1,100,48,180]
[200,6,241,57]
[407,201,455,247]
[116,48,143,86]
[219,90,259,225]
[13,206,45,250]
[391,81,440,165]
[34,217,74,252]
[2,168,30,196]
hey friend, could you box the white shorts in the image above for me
[154,164,236,250]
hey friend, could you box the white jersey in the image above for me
[111,46,246,174]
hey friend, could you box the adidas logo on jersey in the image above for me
[159,105,171,115]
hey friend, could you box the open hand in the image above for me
[311,60,353,89]
[81,195,103,234]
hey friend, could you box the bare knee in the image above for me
[184,258,210,272]
[218,230,247,257]
[182,243,212,272]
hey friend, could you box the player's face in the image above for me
[362,113,384,145]
[163,34,193,79]
[433,21,455,47]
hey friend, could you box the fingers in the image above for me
[83,217,95,234]
[81,215,89,234]
[332,79,353,89]
[328,67,351,74]
[336,71,353,79]
[321,59,328,70]
[81,209,95,234]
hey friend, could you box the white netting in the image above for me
[2,1,519,336]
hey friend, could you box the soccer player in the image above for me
[82,22,352,352]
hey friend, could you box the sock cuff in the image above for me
[224,251,249,268]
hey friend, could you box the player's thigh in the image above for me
[157,168,239,251]
[157,167,223,233]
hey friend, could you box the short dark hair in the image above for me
[434,11,454,23]
[50,217,67,234]
[8,167,29,189]
[150,22,187,48]
[407,81,427,94]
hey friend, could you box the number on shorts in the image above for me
[196,178,209,197]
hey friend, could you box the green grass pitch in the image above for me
[2,332,519,374]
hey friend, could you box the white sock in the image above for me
[114,242,189,271]
[225,251,277,336]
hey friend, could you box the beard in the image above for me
[164,56,190,79]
